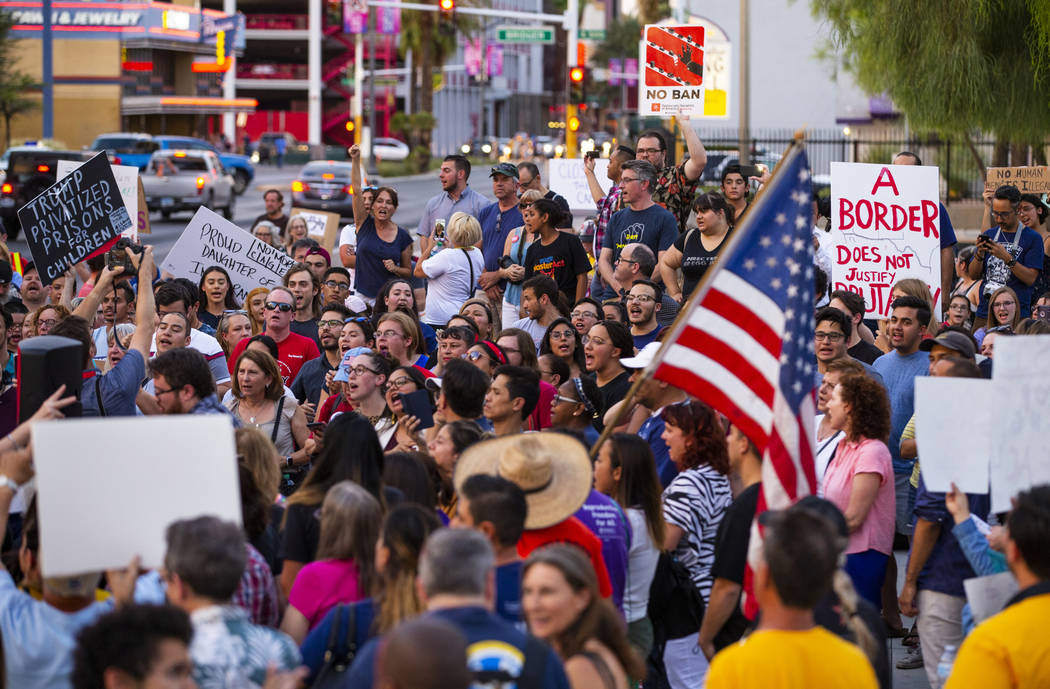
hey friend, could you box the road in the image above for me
[6,164,497,264]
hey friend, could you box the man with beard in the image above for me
[291,303,351,409]
[626,279,663,350]
[18,262,47,312]
[416,155,489,239]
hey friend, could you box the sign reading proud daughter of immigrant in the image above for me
[17,151,131,286]
[830,162,942,319]
[162,207,295,303]
[638,24,705,117]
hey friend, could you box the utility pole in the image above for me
[42,0,53,138]
[564,0,578,158]
[308,0,322,146]
[367,7,378,175]
[737,0,749,165]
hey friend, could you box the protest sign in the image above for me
[984,166,1050,194]
[136,177,151,235]
[162,207,296,303]
[638,24,705,118]
[987,336,1050,513]
[289,207,340,251]
[964,572,1018,625]
[17,151,131,286]
[913,377,992,494]
[32,415,241,577]
[830,162,942,318]
[547,158,612,211]
[57,158,139,241]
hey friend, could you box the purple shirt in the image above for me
[574,490,629,612]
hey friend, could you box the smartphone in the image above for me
[739,164,762,179]
[434,219,446,239]
[399,389,435,430]
[585,150,600,160]
[1036,305,1050,321]
[307,421,327,436]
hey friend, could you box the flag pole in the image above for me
[588,132,808,459]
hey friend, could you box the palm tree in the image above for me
[0,75,38,150]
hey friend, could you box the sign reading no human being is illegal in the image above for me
[162,207,296,303]
[17,151,132,286]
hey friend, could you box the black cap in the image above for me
[0,261,12,284]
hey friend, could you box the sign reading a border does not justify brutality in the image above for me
[17,151,131,285]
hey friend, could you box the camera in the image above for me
[585,150,600,160]
[499,255,524,284]
[106,237,144,274]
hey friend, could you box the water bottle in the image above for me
[936,644,957,687]
[430,219,446,257]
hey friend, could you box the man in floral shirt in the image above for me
[635,114,708,234]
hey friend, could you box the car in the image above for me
[372,137,410,162]
[459,137,498,159]
[141,150,236,220]
[533,136,556,158]
[153,135,255,195]
[0,148,95,240]
[290,160,356,218]
[89,133,159,170]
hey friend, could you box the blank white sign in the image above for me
[32,415,241,577]
[914,377,992,494]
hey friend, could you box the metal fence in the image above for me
[690,127,1012,204]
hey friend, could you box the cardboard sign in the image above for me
[17,151,131,286]
[830,162,942,319]
[162,207,296,303]
[57,158,139,241]
[289,207,340,251]
[914,377,992,494]
[547,158,612,211]
[31,415,241,577]
[136,177,151,235]
[638,24,705,118]
[985,166,1050,194]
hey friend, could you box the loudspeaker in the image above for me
[18,336,84,422]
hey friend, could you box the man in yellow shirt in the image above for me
[705,504,878,689]
[945,485,1050,688]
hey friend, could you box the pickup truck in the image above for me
[141,150,236,220]
[154,135,255,195]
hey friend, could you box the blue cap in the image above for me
[333,346,375,383]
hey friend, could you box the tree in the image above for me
[811,0,1050,164]
[0,13,37,150]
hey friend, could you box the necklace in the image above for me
[241,398,269,426]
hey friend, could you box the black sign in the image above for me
[17,152,131,286]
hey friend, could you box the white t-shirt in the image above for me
[338,224,357,289]
[814,414,845,497]
[509,317,547,350]
[624,507,660,622]
[149,328,231,384]
[419,246,483,326]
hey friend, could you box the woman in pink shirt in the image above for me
[280,481,382,643]
[822,374,895,608]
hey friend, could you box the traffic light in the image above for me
[345,121,355,132]
[569,66,584,84]
[568,115,580,132]
[439,0,454,14]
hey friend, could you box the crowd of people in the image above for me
[0,125,1046,689]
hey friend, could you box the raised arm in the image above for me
[583,156,606,204]
[680,115,707,182]
[71,263,122,322]
[128,247,157,358]
[349,145,367,229]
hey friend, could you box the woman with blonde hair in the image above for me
[216,310,252,358]
[280,481,382,643]
[245,286,269,335]
[414,211,484,328]
[523,544,646,689]
[283,215,309,255]
[975,285,1021,345]
[499,189,544,324]
[375,310,428,369]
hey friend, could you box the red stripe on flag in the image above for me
[673,326,776,404]
[704,289,783,358]
[654,361,770,448]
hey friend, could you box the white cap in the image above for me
[620,341,663,370]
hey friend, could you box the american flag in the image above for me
[649,143,818,615]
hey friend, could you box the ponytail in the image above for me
[831,566,880,667]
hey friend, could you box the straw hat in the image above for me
[453,433,592,530]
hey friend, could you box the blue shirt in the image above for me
[495,561,523,626]
[416,186,490,238]
[871,349,929,474]
[299,598,376,682]
[574,490,629,612]
[632,325,663,352]
[602,203,678,261]
[343,606,570,689]
[639,410,679,487]
[0,570,114,689]
[81,349,146,417]
[938,202,957,249]
[974,224,1045,319]
[478,201,524,273]
[353,216,414,299]
[290,354,338,407]
[913,474,990,597]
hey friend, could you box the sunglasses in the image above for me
[264,301,294,312]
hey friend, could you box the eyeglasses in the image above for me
[626,294,655,303]
[990,209,1015,219]
[345,316,370,324]
[814,331,845,342]
[347,366,379,377]
[388,377,415,390]
[323,280,350,291]
[636,147,662,155]
[993,300,1017,308]
[153,386,176,396]
[570,310,598,320]
[615,257,638,265]
[549,329,575,340]
[465,350,490,362]
[554,394,580,405]
[518,202,533,210]
[581,335,607,346]
[319,319,345,329]
[222,309,248,316]
[620,176,641,186]
[264,301,293,312]
[376,329,402,339]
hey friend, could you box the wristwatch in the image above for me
[0,475,19,493]
[286,456,294,468]
[1007,258,1018,267]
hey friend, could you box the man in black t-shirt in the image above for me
[829,290,883,365]
[697,421,761,658]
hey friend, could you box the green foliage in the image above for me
[590,15,642,65]
[0,14,38,150]
[811,0,1050,145]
